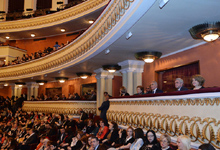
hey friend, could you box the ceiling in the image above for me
[1,0,220,83]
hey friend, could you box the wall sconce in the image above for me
[189,22,220,42]
[36,80,47,85]
[102,65,121,73]
[135,51,162,63]
[76,72,92,79]
[55,77,68,83]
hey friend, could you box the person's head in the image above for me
[126,126,134,137]
[43,138,49,146]
[99,120,105,127]
[60,128,65,134]
[87,119,93,126]
[146,130,157,144]
[134,128,144,140]
[177,135,191,150]
[88,135,95,146]
[109,121,118,131]
[191,74,205,87]
[136,85,144,94]
[91,137,99,148]
[77,130,84,139]
[78,108,83,114]
[120,86,127,94]
[151,81,158,90]
[104,92,109,97]
[175,78,184,89]
[160,134,171,149]
[198,143,215,150]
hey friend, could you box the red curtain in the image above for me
[159,62,199,93]
[8,0,24,13]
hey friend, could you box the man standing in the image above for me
[98,92,110,124]
[148,81,163,94]
[175,78,188,91]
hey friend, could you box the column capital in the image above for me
[118,60,145,73]
[26,82,39,88]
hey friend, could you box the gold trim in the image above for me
[107,111,220,149]
[0,0,135,79]
[110,98,220,106]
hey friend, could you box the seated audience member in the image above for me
[198,143,215,150]
[175,78,188,91]
[54,42,60,50]
[91,137,100,150]
[74,93,80,100]
[57,127,67,147]
[36,136,44,150]
[90,121,100,136]
[86,135,95,150]
[134,85,145,95]
[177,135,191,150]
[89,90,97,100]
[191,74,205,90]
[159,134,172,150]
[66,131,84,150]
[102,121,119,146]
[140,129,161,150]
[148,81,163,94]
[144,85,151,94]
[96,120,109,140]
[120,86,130,96]
[30,95,35,101]
[130,128,144,150]
[77,108,88,130]
[20,128,38,150]
[86,119,95,135]
[45,141,56,150]
[116,126,134,150]
[62,94,66,100]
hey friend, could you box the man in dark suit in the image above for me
[175,78,188,91]
[91,137,101,150]
[20,128,38,150]
[147,81,163,94]
[77,108,88,130]
[98,92,110,124]
[57,128,67,146]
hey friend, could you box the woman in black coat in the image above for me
[140,130,161,150]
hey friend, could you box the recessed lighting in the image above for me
[88,20,94,24]
[31,34,35,37]
[61,29,65,32]
[59,80,65,83]
[39,83,44,85]
[6,36,10,39]
[4,83,8,86]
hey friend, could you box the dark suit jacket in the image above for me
[147,88,163,94]
[178,86,188,91]
[80,111,88,121]
[98,100,110,121]
[25,133,38,145]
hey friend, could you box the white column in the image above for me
[26,82,39,100]
[24,0,36,15]
[0,0,8,21]
[106,75,114,96]
[118,60,145,95]
[51,0,64,11]
[10,84,15,97]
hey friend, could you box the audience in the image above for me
[140,129,161,150]
[116,126,134,150]
[159,134,172,150]
[119,86,130,96]
[148,81,163,94]
[191,74,205,90]
[134,85,145,95]
[96,120,109,141]
[130,128,144,150]
[175,78,188,91]
[177,135,191,150]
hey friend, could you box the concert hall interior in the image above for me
[0,0,220,149]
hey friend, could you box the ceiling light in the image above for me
[15,82,26,87]
[135,51,162,63]
[61,29,65,32]
[76,72,92,79]
[88,20,94,24]
[102,65,121,73]
[189,22,220,42]
[55,77,68,83]
[36,80,47,85]
[4,83,8,86]
[31,34,35,37]
[6,36,10,39]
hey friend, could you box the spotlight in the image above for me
[88,20,94,24]
[135,51,162,63]
[189,22,220,42]
[6,36,10,39]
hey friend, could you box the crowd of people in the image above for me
[119,75,206,96]
[0,35,82,67]
[0,96,216,150]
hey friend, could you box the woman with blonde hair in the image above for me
[159,134,172,150]
[177,135,191,150]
